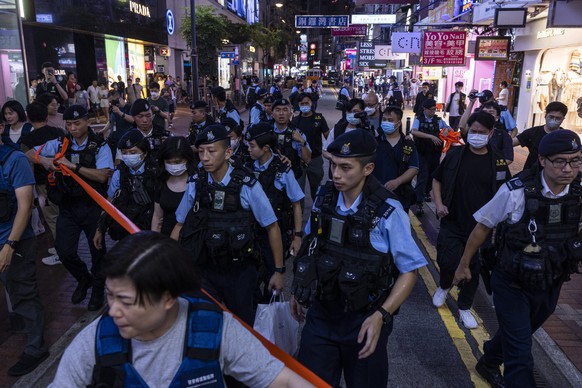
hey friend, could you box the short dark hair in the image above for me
[211,87,226,102]
[455,81,464,88]
[35,93,57,106]
[545,101,568,116]
[41,61,54,69]
[359,154,376,167]
[480,102,501,117]
[254,132,276,149]
[2,100,27,123]
[149,83,160,90]
[500,81,508,87]
[422,82,430,87]
[467,111,495,131]
[383,106,403,121]
[298,92,312,102]
[346,98,365,112]
[102,231,200,306]
[26,101,49,123]
[157,136,197,181]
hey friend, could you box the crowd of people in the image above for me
[0,64,581,388]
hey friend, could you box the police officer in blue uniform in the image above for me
[188,100,214,148]
[290,129,427,387]
[171,124,285,325]
[453,129,582,388]
[30,105,113,311]
[272,99,311,179]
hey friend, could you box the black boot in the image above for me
[88,286,105,311]
[476,357,505,388]
[8,351,50,376]
[71,276,92,304]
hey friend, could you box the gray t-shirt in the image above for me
[49,298,284,387]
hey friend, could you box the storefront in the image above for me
[0,0,27,106]
[514,18,582,132]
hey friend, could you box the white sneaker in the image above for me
[459,309,478,329]
[432,287,450,307]
[42,254,61,266]
[48,247,57,255]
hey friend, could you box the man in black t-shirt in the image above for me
[432,111,510,329]
[291,93,330,200]
[35,62,68,112]
[512,101,568,171]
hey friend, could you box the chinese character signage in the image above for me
[422,31,467,66]
[295,15,350,28]
[331,25,367,37]
[475,37,510,61]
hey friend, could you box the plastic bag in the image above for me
[253,293,299,355]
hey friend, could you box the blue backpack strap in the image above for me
[181,295,223,361]
[95,315,131,367]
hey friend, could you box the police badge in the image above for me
[341,142,351,155]
[207,131,215,141]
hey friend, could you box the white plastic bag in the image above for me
[253,293,299,355]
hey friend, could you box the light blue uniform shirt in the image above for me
[175,165,278,227]
[220,106,241,125]
[411,114,451,131]
[500,110,516,133]
[253,155,305,203]
[107,163,145,198]
[37,135,113,170]
[305,190,427,274]
[249,103,265,125]
[274,125,311,158]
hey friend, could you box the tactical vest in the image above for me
[254,156,293,235]
[296,177,399,312]
[414,114,442,153]
[251,103,267,124]
[292,113,324,158]
[218,101,244,129]
[107,161,157,241]
[497,171,582,290]
[146,127,171,159]
[188,117,215,146]
[180,168,258,267]
[274,126,303,179]
[0,145,18,223]
[90,296,225,388]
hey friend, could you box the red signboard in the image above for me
[331,25,368,37]
[422,31,467,66]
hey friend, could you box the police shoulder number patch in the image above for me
[506,177,524,191]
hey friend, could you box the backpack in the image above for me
[246,86,257,107]
[388,89,404,108]
[271,85,283,100]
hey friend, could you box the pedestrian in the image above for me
[497,80,509,108]
[133,77,146,100]
[411,98,451,216]
[49,231,311,387]
[147,83,170,133]
[512,101,568,171]
[171,124,285,325]
[65,72,77,108]
[29,78,38,103]
[116,75,126,99]
[102,91,134,158]
[27,105,113,311]
[325,98,370,157]
[151,137,197,236]
[413,82,434,115]
[125,78,137,104]
[401,76,411,106]
[272,99,311,179]
[73,83,90,111]
[1,100,33,147]
[444,81,466,130]
[453,129,582,388]
[290,129,427,387]
[87,80,101,123]
[292,93,330,201]
[364,91,382,134]
[372,106,419,213]
[431,111,511,329]
[35,61,67,112]
[35,93,65,130]
[99,82,110,120]
[0,137,48,377]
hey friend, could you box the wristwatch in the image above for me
[74,163,82,173]
[377,307,392,325]
[274,266,286,274]
[5,240,18,250]
[294,231,304,238]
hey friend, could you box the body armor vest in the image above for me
[414,115,442,153]
[91,295,224,388]
[274,125,303,179]
[189,116,215,146]
[180,168,258,267]
[298,177,398,312]
[254,156,293,235]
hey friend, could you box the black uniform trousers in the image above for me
[415,149,441,203]
[55,200,106,289]
[298,300,393,387]
[482,269,563,388]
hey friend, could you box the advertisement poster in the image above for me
[475,37,510,61]
[105,38,127,86]
[331,25,367,37]
[422,31,466,66]
[128,42,146,84]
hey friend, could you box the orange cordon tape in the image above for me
[58,166,331,388]
[438,128,464,153]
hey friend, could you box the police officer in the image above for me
[290,129,427,387]
[453,129,582,388]
[272,99,311,179]
[411,98,452,216]
[123,99,171,163]
[94,130,156,246]
[249,88,269,127]
[263,96,275,124]
[103,91,134,157]
[29,105,113,311]
[0,139,48,376]
[211,86,242,128]
[171,124,284,325]
[188,100,214,149]
[222,117,248,166]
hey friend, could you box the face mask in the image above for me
[346,113,360,125]
[467,133,489,149]
[546,118,562,130]
[381,121,397,134]
[299,106,312,113]
[165,162,187,176]
[365,106,376,115]
[151,92,159,98]
[230,139,240,150]
[121,153,144,169]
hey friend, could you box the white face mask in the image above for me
[346,113,360,125]
[151,91,159,98]
[121,153,144,169]
[364,106,376,116]
[165,162,187,176]
[467,133,489,149]
[230,139,240,150]
[299,105,312,113]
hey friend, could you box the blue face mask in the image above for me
[381,121,397,134]
[346,113,360,125]
[299,105,312,113]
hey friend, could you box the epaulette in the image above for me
[241,174,257,187]
[187,173,199,183]
[506,177,525,191]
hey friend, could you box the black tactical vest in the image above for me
[414,115,442,153]
[254,156,293,235]
[274,125,303,179]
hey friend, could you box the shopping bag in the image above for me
[253,293,299,355]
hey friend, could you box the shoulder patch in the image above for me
[187,173,199,183]
[506,177,524,191]
[242,174,257,186]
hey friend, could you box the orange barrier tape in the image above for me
[58,166,330,388]
[438,128,464,153]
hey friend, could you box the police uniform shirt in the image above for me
[107,163,145,198]
[372,136,420,185]
[249,102,266,125]
[305,191,427,273]
[340,87,350,99]
[273,125,311,158]
[411,114,451,131]
[253,156,305,203]
[219,107,241,125]
[175,165,278,227]
[473,174,579,229]
[115,128,154,161]
[500,110,516,133]
[37,136,114,170]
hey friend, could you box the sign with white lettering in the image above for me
[351,14,396,24]
[295,15,349,28]
[332,25,367,37]
[422,31,467,66]
[390,32,422,53]
[130,1,151,17]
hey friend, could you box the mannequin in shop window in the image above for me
[534,68,553,114]
[549,68,566,102]
[564,50,582,127]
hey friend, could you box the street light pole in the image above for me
[190,0,200,101]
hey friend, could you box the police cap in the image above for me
[257,88,268,98]
[62,105,88,120]
[130,99,151,116]
[195,124,230,148]
[327,129,377,158]
[221,117,240,134]
[264,96,275,104]
[539,129,581,157]
[422,99,436,109]
[191,100,208,110]
[246,122,273,142]
[272,99,291,109]
[118,129,145,150]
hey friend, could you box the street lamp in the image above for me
[275,2,283,7]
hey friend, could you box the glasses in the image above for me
[546,157,581,169]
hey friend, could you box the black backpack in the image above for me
[272,85,283,100]
[388,89,404,108]
[246,86,257,107]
